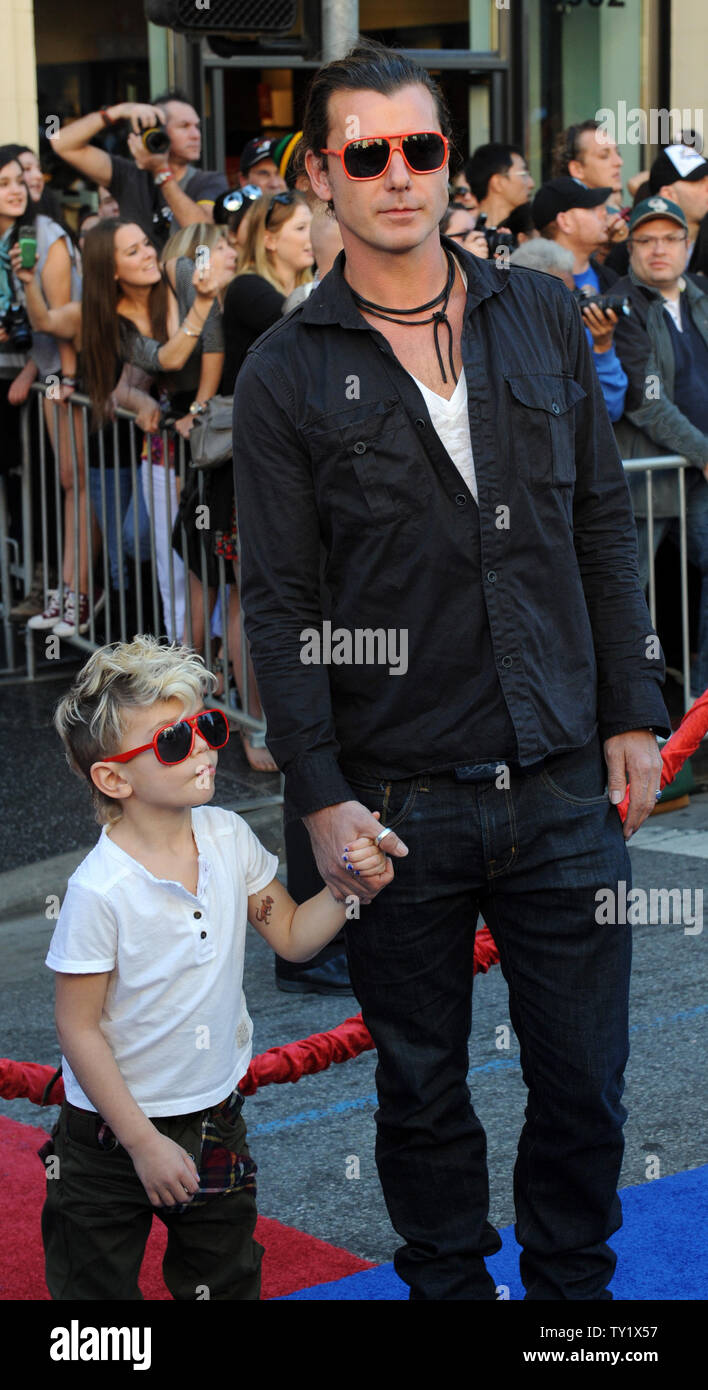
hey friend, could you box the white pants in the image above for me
[140,460,186,643]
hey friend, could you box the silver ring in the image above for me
[375,826,392,845]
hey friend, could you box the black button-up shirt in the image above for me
[233,237,670,823]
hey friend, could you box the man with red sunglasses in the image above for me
[233,38,670,1301]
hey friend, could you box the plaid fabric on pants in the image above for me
[41,1095,263,1301]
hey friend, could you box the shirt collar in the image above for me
[298,234,509,329]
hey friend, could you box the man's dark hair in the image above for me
[551,121,602,178]
[464,143,523,202]
[151,88,193,113]
[301,36,454,185]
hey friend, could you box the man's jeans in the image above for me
[343,731,632,1300]
[635,473,708,699]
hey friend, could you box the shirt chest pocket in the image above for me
[307,399,431,527]
[504,373,586,489]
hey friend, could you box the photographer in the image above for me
[611,197,708,701]
[464,142,534,252]
[534,177,628,422]
[51,91,228,249]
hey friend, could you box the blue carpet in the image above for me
[278,1164,708,1300]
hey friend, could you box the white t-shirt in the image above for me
[409,370,479,502]
[45,804,279,1117]
[407,253,479,503]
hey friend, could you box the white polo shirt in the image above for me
[45,804,279,1117]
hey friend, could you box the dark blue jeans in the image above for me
[343,731,632,1301]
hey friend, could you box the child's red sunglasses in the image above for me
[105,710,230,766]
[320,131,449,181]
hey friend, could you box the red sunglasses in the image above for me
[320,131,449,181]
[105,709,230,767]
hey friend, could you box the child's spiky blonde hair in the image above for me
[53,635,218,825]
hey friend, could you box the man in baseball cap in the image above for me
[649,144,708,268]
[609,190,708,703]
[238,136,286,193]
[533,178,628,422]
[532,175,614,233]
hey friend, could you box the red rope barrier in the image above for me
[3,692,705,1107]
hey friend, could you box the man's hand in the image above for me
[111,102,167,137]
[582,302,618,354]
[127,130,171,177]
[128,1129,200,1207]
[604,729,663,839]
[462,229,489,259]
[304,801,409,905]
[606,213,629,244]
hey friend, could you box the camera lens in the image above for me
[142,126,170,156]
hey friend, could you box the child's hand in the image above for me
[129,1129,200,1207]
[343,812,392,882]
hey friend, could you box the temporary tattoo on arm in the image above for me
[255,895,274,925]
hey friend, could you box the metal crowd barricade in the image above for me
[0,395,699,721]
[1,381,281,812]
[622,455,694,713]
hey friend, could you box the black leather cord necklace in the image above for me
[349,247,458,386]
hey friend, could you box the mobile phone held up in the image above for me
[19,226,37,270]
[195,244,210,279]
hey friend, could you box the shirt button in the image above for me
[200,930,207,940]
[501,655,513,668]
[415,417,426,430]
[353,441,367,454]
[455,493,467,506]
[487,571,497,582]
[193,910,202,919]
[551,402,561,415]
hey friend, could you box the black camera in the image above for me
[572,288,631,319]
[475,211,515,257]
[141,124,170,156]
[2,301,32,351]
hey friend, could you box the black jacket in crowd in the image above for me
[233,237,670,822]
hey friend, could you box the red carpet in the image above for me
[0,1116,374,1300]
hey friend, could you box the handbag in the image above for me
[188,394,234,470]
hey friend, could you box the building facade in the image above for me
[1,1,704,195]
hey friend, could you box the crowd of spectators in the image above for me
[2,91,707,745]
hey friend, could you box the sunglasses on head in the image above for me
[106,710,230,767]
[221,184,263,213]
[265,190,297,226]
[321,132,449,181]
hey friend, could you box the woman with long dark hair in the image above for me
[0,145,90,633]
[16,217,231,639]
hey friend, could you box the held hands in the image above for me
[304,801,409,906]
[604,730,663,839]
[128,1128,200,1207]
[342,811,391,885]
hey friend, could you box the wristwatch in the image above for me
[154,168,173,187]
[189,400,207,417]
